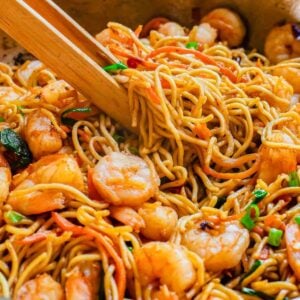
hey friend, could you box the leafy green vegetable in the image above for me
[215,196,226,209]
[0,128,32,172]
[103,62,127,72]
[61,107,92,126]
[113,132,125,144]
[240,260,262,282]
[6,211,25,223]
[288,171,300,187]
[186,41,199,50]
[129,146,139,155]
[0,117,4,122]
[295,215,300,225]
[241,287,288,300]
[252,189,268,204]
[240,204,260,230]
[268,228,283,247]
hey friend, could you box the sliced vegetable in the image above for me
[6,211,25,223]
[127,246,133,252]
[215,196,226,209]
[103,62,127,72]
[240,260,262,282]
[295,215,300,225]
[113,132,125,143]
[17,106,24,116]
[264,214,285,230]
[268,228,283,247]
[61,107,92,126]
[241,204,260,230]
[252,189,268,204]
[0,128,32,172]
[288,171,300,187]
[129,146,139,155]
[186,41,199,50]
[0,117,4,122]
[241,287,288,300]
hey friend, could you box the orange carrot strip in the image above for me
[146,87,161,104]
[193,123,212,140]
[134,25,143,37]
[52,212,84,236]
[60,125,70,133]
[264,215,286,230]
[17,231,49,245]
[160,78,171,89]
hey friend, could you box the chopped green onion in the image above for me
[186,41,199,50]
[252,189,268,204]
[103,62,127,72]
[61,107,92,126]
[127,246,133,252]
[113,132,125,144]
[240,260,262,282]
[17,106,24,116]
[241,287,281,300]
[268,228,283,247]
[129,146,139,155]
[240,204,260,230]
[288,171,300,187]
[6,211,25,223]
[295,215,300,225]
[215,196,226,209]
[0,117,4,122]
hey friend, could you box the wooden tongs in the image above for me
[0,0,135,132]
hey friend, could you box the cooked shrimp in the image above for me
[15,60,44,88]
[138,202,178,241]
[15,273,64,300]
[286,217,300,280]
[24,109,63,159]
[265,23,300,64]
[201,8,246,47]
[258,132,299,184]
[8,154,84,215]
[96,28,132,46]
[0,153,11,204]
[92,152,159,206]
[273,67,300,94]
[189,23,217,46]
[110,206,145,232]
[140,17,170,37]
[180,210,249,272]
[134,242,196,294]
[152,287,179,300]
[158,22,186,37]
[41,80,77,108]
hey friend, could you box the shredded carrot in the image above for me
[87,167,103,201]
[146,87,161,104]
[16,231,49,245]
[78,129,90,143]
[146,46,237,82]
[60,125,70,133]
[160,78,171,89]
[264,215,286,230]
[134,25,143,37]
[52,212,84,236]
[75,154,83,167]
[252,225,264,236]
[193,123,212,140]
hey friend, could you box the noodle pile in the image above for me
[0,17,300,300]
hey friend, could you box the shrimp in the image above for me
[110,206,145,232]
[15,273,64,300]
[180,210,249,272]
[286,217,300,280]
[92,152,159,206]
[15,60,44,88]
[265,23,300,64]
[8,154,84,215]
[158,22,186,37]
[134,242,196,294]
[189,23,217,46]
[24,109,63,159]
[138,202,178,241]
[65,262,100,300]
[96,28,132,47]
[41,80,78,109]
[0,153,11,204]
[258,132,299,184]
[140,17,170,37]
[273,67,300,94]
[201,8,246,47]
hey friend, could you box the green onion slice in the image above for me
[6,211,25,223]
[61,107,92,126]
[240,204,260,230]
[252,189,268,204]
[288,171,300,187]
[113,132,125,144]
[240,260,262,282]
[268,228,283,247]
[103,62,127,72]
[186,41,199,50]
[295,215,300,225]
[0,117,4,122]
[129,146,139,155]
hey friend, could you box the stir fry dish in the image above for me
[0,7,300,300]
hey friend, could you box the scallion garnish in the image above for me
[268,228,283,247]
[129,146,139,155]
[113,132,125,144]
[6,211,25,223]
[252,189,268,204]
[186,41,199,50]
[61,107,92,126]
[0,117,4,122]
[103,62,127,72]
[240,260,262,282]
[295,215,300,225]
[288,171,300,187]
[240,204,260,230]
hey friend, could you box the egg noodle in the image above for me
[0,15,300,300]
